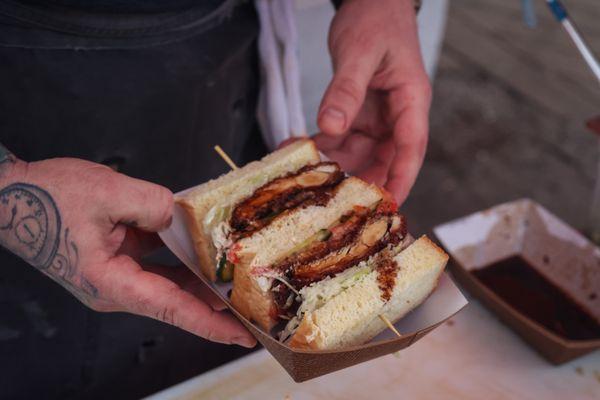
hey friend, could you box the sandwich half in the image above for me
[176,139,321,281]
[286,236,448,349]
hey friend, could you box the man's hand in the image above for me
[316,0,431,204]
[0,157,256,348]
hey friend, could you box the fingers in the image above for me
[385,85,431,204]
[315,81,429,205]
[105,256,256,348]
[312,131,346,152]
[187,283,228,312]
[314,132,377,174]
[117,228,165,260]
[143,264,228,311]
[357,137,395,187]
[104,174,173,232]
[318,41,383,136]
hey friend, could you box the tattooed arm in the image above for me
[0,144,255,348]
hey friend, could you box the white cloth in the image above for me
[255,0,306,150]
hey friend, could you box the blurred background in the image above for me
[404,0,600,239]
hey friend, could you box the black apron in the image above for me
[0,1,265,398]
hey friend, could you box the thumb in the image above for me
[318,45,381,135]
[105,174,173,232]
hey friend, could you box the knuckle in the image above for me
[411,75,432,102]
[332,24,378,53]
[135,293,154,315]
[124,284,155,315]
[394,76,432,109]
[152,185,174,228]
[143,182,171,208]
[144,184,174,227]
[420,78,433,102]
[203,327,218,343]
[353,29,378,52]
[331,76,363,107]
[199,309,220,343]
[95,172,120,201]
[328,20,350,52]
[156,305,180,328]
[146,285,182,326]
[125,181,173,229]
[87,162,115,176]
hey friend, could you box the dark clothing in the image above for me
[18,0,204,14]
[0,0,265,398]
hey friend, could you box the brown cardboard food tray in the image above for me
[158,185,468,382]
[434,199,600,364]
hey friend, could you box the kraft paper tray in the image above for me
[159,185,468,382]
[434,199,600,364]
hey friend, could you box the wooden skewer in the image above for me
[379,314,402,338]
[214,145,238,170]
[214,145,401,340]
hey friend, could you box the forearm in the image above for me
[0,142,98,304]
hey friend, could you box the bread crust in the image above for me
[230,256,278,331]
[288,314,321,350]
[177,199,219,281]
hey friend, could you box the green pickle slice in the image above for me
[217,254,235,282]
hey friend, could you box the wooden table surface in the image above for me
[147,298,600,400]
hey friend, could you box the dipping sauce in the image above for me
[472,256,600,341]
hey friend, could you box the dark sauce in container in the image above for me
[472,256,600,341]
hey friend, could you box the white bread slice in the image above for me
[288,236,448,350]
[230,177,385,331]
[176,139,320,281]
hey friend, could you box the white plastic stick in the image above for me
[562,20,600,84]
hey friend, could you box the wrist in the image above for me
[0,154,28,189]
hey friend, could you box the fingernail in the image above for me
[234,336,257,348]
[321,107,346,133]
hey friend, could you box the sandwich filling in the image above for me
[278,246,402,342]
[270,201,407,320]
[230,162,344,239]
[205,162,345,278]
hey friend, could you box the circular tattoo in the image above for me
[0,183,60,269]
